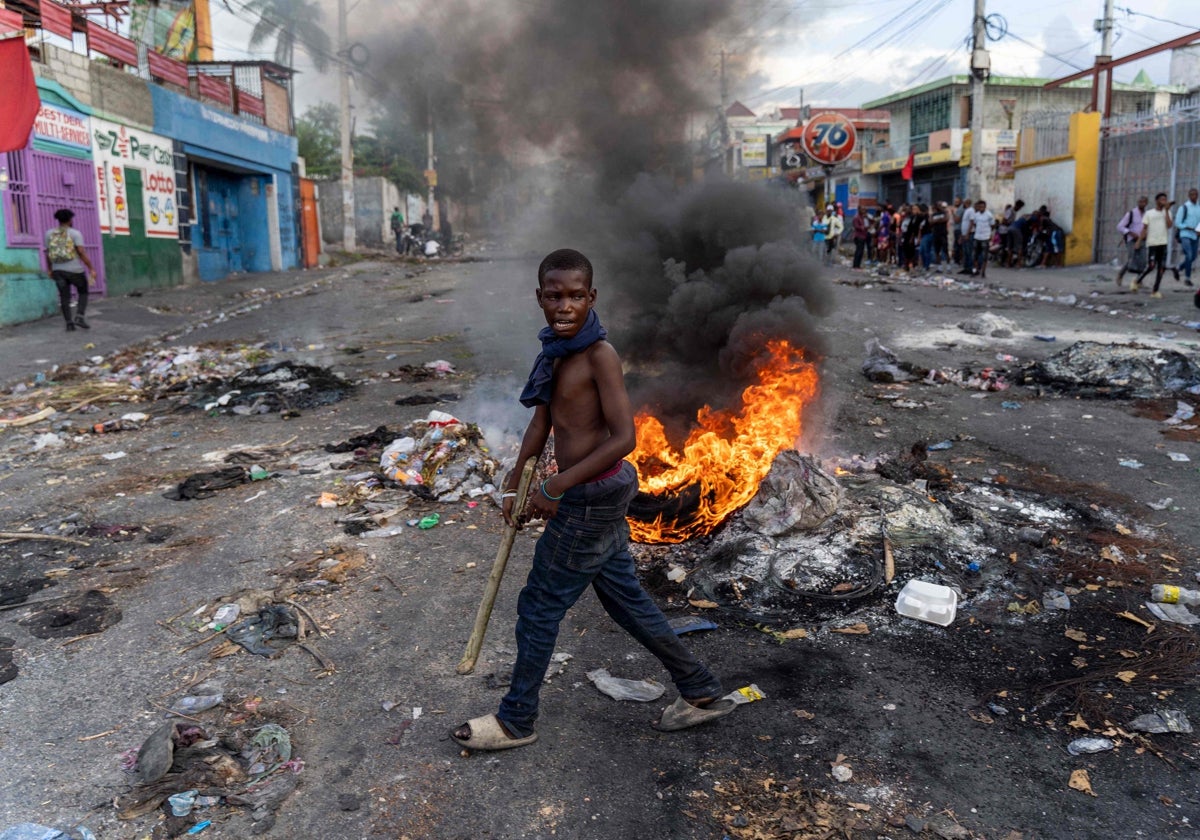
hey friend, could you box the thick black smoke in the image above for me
[360,0,832,430]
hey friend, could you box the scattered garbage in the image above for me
[724,684,766,705]
[168,789,199,817]
[120,720,302,825]
[1001,401,1022,410]
[186,361,353,416]
[586,668,666,702]
[1033,335,1056,342]
[861,338,922,383]
[668,615,718,635]
[1066,737,1115,756]
[1041,590,1071,611]
[1167,452,1190,462]
[225,605,299,657]
[958,312,1016,338]
[1118,459,1144,469]
[170,693,224,715]
[163,467,250,501]
[1150,584,1200,605]
[1164,401,1195,425]
[926,440,953,451]
[1147,498,1174,511]
[1145,601,1200,624]
[895,580,958,626]
[1127,710,1193,734]
[417,514,440,529]
[0,825,93,840]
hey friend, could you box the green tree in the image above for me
[295,103,340,179]
[244,0,331,72]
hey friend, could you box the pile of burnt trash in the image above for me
[642,445,1109,626]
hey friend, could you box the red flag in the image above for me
[900,149,915,182]
[0,37,41,153]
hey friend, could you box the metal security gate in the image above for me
[1097,97,1200,266]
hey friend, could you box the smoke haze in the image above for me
[359,0,832,432]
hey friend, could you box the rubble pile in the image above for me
[1026,341,1200,398]
[375,411,500,501]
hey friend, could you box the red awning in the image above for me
[149,50,189,87]
[41,1,74,41]
[0,37,40,152]
[0,8,23,32]
[87,20,137,65]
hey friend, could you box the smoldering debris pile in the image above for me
[676,446,1103,624]
[181,361,352,415]
[1026,341,1200,398]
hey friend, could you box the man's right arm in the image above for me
[503,404,551,527]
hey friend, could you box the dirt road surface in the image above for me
[1,253,1197,839]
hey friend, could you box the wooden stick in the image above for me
[0,532,91,547]
[178,627,227,655]
[457,456,537,675]
[0,407,56,427]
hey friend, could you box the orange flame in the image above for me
[629,339,818,544]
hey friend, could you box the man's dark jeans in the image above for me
[497,461,722,737]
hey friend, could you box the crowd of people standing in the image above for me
[812,197,1066,275]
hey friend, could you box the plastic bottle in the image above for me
[1150,584,1200,605]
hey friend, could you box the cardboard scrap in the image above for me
[1069,769,1096,796]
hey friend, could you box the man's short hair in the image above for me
[54,208,74,223]
[1156,192,1168,200]
[538,248,593,288]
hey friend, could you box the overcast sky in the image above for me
[207,0,1197,119]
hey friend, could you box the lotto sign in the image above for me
[801,113,857,166]
[91,117,178,238]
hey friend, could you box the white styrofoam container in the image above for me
[895,580,958,626]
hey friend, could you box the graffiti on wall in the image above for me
[92,117,178,238]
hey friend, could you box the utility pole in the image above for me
[426,87,438,232]
[1095,0,1116,116]
[337,0,355,252]
[719,48,730,175]
[967,0,990,201]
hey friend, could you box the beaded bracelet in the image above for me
[540,479,565,500]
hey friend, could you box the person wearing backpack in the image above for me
[1115,196,1147,287]
[1174,187,1199,287]
[45,208,96,331]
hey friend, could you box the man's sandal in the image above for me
[653,696,737,732]
[451,714,538,751]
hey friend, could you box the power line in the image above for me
[1114,6,1196,31]
[1002,29,1088,73]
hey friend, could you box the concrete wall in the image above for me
[0,209,56,328]
[1012,111,1101,265]
[318,178,417,248]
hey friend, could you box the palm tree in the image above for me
[244,0,331,73]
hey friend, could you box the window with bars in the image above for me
[908,90,952,146]
[2,149,38,247]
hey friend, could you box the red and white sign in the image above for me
[34,103,92,151]
[91,117,178,238]
[801,112,858,166]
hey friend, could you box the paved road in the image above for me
[0,252,1197,839]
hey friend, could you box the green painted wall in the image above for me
[0,200,56,327]
[99,168,182,295]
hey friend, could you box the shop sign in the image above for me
[34,103,91,151]
[92,117,178,237]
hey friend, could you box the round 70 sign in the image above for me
[801,113,858,166]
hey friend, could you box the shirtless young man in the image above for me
[452,248,730,751]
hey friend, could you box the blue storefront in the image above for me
[149,86,297,281]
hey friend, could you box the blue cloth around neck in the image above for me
[519,309,607,407]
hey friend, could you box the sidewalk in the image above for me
[0,265,358,390]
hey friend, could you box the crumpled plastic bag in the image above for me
[225,605,298,657]
[586,668,665,702]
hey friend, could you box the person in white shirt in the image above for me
[967,200,995,278]
[1134,192,1176,296]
